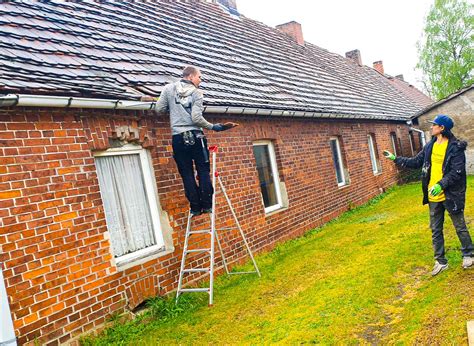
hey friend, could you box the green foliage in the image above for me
[417,0,474,100]
[146,294,205,320]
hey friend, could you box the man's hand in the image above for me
[429,183,442,196]
[212,122,239,132]
[140,96,158,102]
[383,150,396,161]
[221,122,239,130]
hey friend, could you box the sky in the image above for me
[237,0,434,91]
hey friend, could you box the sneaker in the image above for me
[190,209,202,217]
[202,208,212,214]
[462,257,473,269]
[431,261,449,276]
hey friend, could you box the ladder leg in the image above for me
[218,176,261,277]
[215,227,230,275]
[176,211,193,304]
[209,150,217,306]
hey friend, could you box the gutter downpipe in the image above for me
[0,263,16,346]
[406,119,426,147]
[0,94,407,122]
[409,127,426,147]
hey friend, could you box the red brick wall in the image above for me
[0,108,413,344]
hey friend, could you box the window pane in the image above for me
[368,136,377,172]
[253,145,278,208]
[330,139,344,184]
[391,134,398,156]
[95,154,156,257]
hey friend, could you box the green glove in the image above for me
[383,150,396,161]
[429,183,442,196]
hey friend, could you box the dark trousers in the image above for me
[429,201,474,264]
[172,131,213,213]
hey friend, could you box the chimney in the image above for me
[345,49,362,66]
[213,0,239,16]
[373,61,384,75]
[395,74,404,81]
[276,21,304,46]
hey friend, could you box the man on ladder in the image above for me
[142,66,259,305]
[142,65,238,216]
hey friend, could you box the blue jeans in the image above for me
[429,201,473,264]
[172,131,213,213]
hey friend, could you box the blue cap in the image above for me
[428,114,454,131]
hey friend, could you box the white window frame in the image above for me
[253,140,283,213]
[94,144,165,266]
[368,134,382,175]
[390,133,398,156]
[329,137,347,187]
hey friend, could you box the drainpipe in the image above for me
[410,127,426,146]
[0,263,17,346]
[0,94,157,110]
[406,120,426,147]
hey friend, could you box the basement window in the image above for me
[252,140,283,213]
[94,145,165,265]
[329,137,348,186]
[368,133,382,175]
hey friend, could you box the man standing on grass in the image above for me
[383,114,473,276]
[142,66,238,216]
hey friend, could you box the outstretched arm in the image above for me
[393,147,426,169]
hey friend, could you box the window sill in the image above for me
[115,245,175,271]
[373,171,383,176]
[338,183,351,189]
[265,205,289,217]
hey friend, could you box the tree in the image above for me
[417,0,473,100]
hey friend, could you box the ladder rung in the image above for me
[189,229,212,235]
[185,248,211,253]
[183,268,210,273]
[179,288,210,293]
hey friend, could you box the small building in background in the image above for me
[413,84,474,173]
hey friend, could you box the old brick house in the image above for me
[0,1,429,344]
[412,84,474,173]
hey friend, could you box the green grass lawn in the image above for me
[85,177,474,345]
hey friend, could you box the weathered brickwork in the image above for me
[416,88,474,173]
[0,108,414,344]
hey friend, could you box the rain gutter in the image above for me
[0,94,408,122]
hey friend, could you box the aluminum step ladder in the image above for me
[175,145,261,306]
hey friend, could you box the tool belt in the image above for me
[175,130,205,146]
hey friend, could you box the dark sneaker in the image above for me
[202,208,212,214]
[190,209,202,217]
[462,257,473,269]
[431,261,448,276]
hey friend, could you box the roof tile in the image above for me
[0,1,429,120]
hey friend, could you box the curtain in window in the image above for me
[95,154,156,257]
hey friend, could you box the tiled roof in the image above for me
[0,1,426,120]
[388,77,433,109]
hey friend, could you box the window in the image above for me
[252,141,283,213]
[368,134,382,174]
[390,133,398,156]
[329,137,348,186]
[94,145,164,265]
[398,137,404,156]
